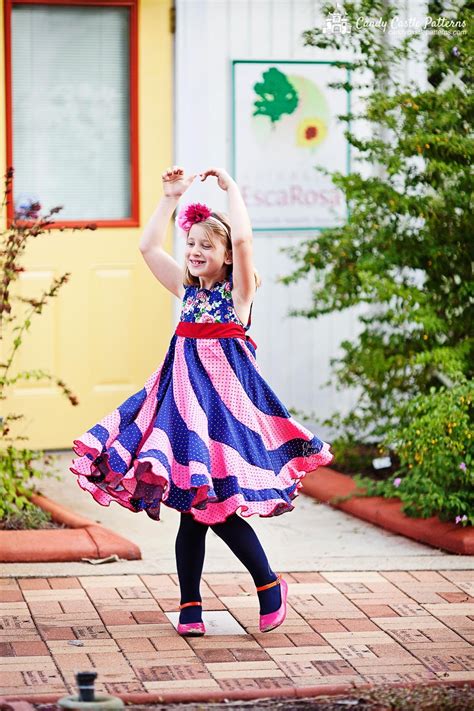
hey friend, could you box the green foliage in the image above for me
[351,379,473,524]
[284,2,473,523]
[1,505,56,530]
[0,167,96,522]
[0,445,60,519]
[253,67,299,124]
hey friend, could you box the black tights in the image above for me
[175,512,281,621]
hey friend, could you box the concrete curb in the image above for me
[0,493,141,563]
[301,467,474,555]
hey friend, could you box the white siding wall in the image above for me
[173,0,426,442]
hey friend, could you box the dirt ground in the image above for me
[32,682,474,711]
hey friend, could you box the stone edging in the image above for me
[0,493,141,563]
[301,467,474,556]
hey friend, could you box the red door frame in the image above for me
[3,0,140,229]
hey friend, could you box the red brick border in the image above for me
[301,467,474,555]
[3,678,473,706]
[0,493,141,562]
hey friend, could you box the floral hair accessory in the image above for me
[176,202,212,232]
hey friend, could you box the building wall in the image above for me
[0,0,174,449]
[174,0,370,441]
[172,0,429,443]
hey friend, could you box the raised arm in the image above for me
[199,168,256,302]
[139,167,196,298]
[226,181,253,243]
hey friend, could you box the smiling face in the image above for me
[184,223,232,287]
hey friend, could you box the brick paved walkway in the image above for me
[1,570,473,702]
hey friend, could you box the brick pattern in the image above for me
[0,570,473,698]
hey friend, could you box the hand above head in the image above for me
[199,168,236,192]
[162,166,197,198]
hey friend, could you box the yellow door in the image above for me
[1,0,174,450]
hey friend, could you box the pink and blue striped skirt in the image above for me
[70,322,334,524]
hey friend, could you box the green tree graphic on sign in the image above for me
[253,67,299,125]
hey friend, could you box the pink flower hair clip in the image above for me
[176,202,212,232]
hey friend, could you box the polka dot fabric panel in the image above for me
[70,270,334,523]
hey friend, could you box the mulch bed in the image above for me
[331,443,401,481]
[0,508,67,531]
[31,683,474,710]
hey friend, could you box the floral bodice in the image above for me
[180,269,253,331]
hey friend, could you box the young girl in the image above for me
[70,165,334,637]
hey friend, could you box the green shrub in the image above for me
[351,379,473,525]
[0,445,60,520]
[282,2,473,524]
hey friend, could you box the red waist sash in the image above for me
[175,321,257,350]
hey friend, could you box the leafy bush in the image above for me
[0,445,57,521]
[0,488,67,530]
[281,1,473,524]
[352,379,473,525]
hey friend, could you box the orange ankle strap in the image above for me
[179,601,202,610]
[256,573,281,592]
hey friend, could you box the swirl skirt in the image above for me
[70,279,334,524]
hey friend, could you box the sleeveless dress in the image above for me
[70,268,334,524]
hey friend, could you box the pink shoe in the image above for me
[177,601,206,636]
[177,621,206,636]
[257,574,288,633]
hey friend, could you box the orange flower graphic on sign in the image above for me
[297,118,327,147]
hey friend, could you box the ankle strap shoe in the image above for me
[256,574,288,633]
[177,601,206,636]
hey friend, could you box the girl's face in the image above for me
[185,223,230,278]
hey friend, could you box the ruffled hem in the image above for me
[70,437,334,525]
[188,440,334,524]
[70,331,335,526]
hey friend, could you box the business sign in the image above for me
[232,60,351,232]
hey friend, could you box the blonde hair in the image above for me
[182,210,262,289]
